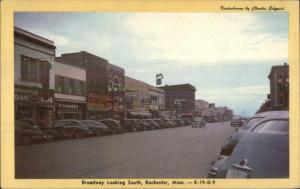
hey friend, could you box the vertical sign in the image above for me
[156,73,163,86]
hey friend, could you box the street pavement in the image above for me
[15,121,235,178]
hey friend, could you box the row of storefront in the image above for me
[15,89,161,126]
[14,26,193,128]
[15,89,120,125]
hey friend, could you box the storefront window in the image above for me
[80,81,86,96]
[55,75,86,96]
[56,76,64,93]
[21,55,40,82]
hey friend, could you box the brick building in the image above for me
[159,84,196,114]
[257,63,289,113]
[268,63,289,110]
[55,51,125,120]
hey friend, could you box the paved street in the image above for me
[15,122,235,178]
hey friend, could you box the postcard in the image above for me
[1,0,299,188]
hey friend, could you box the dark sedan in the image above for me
[153,119,168,129]
[135,119,152,130]
[45,119,92,140]
[15,121,47,145]
[98,119,126,133]
[174,119,185,127]
[122,119,141,132]
[145,119,161,129]
[220,111,287,156]
[80,120,112,136]
[208,111,289,178]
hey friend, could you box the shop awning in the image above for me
[128,111,152,117]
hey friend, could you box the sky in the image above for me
[14,12,288,116]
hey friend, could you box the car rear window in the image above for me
[242,117,263,129]
[253,120,289,135]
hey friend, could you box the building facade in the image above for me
[268,63,289,111]
[14,27,56,126]
[125,76,164,118]
[125,76,152,118]
[159,84,196,114]
[50,61,86,120]
[149,85,165,117]
[194,99,210,117]
[55,51,125,120]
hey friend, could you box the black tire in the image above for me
[73,130,84,139]
[45,131,56,142]
[95,129,102,137]
[20,135,31,145]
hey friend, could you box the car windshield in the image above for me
[253,120,289,135]
[242,117,264,129]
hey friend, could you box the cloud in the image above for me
[198,85,269,99]
[33,30,70,47]
[124,13,287,65]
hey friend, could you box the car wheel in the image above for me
[20,135,31,145]
[74,131,84,139]
[95,129,102,137]
[132,127,137,132]
[46,132,56,142]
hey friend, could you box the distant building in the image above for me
[148,85,165,117]
[14,27,56,126]
[268,63,289,110]
[159,84,196,114]
[194,99,210,117]
[125,76,164,118]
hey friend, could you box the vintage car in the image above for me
[80,120,112,136]
[45,119,93,141]
[208,111,288,178]
[220,111,287,156]
[15,121,47,145]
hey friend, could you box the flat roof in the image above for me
[14,26,55,48]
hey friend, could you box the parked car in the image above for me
[80,120,112,136]
[192,117,206,128]
[153,119,168,129]
[15,121,47,145]
[122,119,141,132]
[175,119,185,127]
[45,119,92,140]
[182,118,193,126]
[163,119,176,128]
[208,111,289,178]
[145,119,161,129]
[98,119,126,133]
[220,111,287,156]
[135,119,152,130]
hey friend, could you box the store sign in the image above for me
[150,105,159,111]
[15,93,30,101]
[15,92,53,105]
[57,103,80,109]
